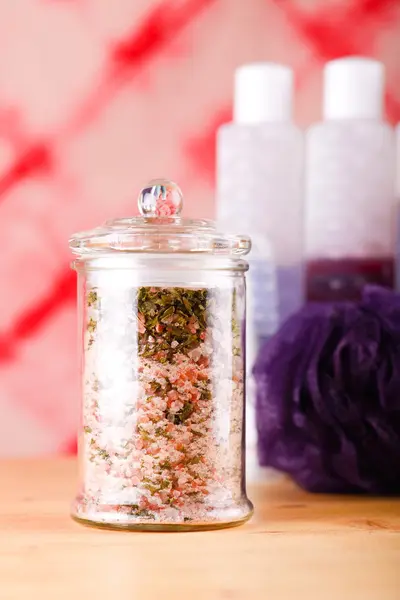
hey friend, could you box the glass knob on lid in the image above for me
[69,178,251,256]
[138,178,183,218]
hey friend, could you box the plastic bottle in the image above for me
[305,57,396,302]
[216,62,304,336]
[216,63,304,479]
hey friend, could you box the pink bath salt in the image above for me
[167,389,179,402]
[197,369,209,381]
[136,439,144,450]
[138,414,150,424]
[150,495,165,508]
[190,388,201,402]
[169,449,185,464]
[158,491,171,504]
[168,371,180,383]
[131,476,141,486]
[94,461,111,477]
[169,400,184,413]
[177,474,189,487]
[180,431,193,444]
[121,465,133,479]
[197,355,210,369]
[188,347,202,362]
[130,449,142,461]
[141,467,154,482]
[157,449,169,462]
[147,443,160,455]
[140,496,159,512]
[157,398,168,411]
[173,354,186,366]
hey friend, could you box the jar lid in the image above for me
[69,179,251,256]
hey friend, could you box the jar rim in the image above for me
[72,254,249,272]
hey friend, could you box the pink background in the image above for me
[0,0,399,456]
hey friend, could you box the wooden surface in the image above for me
[0,460,399,600]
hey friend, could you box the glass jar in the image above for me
[69,179,253,531]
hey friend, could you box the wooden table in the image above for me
[0,459,399,600]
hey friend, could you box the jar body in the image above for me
[72,256,253,531]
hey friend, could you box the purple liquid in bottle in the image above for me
[306,257,395,302]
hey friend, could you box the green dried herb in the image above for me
[178,401,194,422]
[87,317,97,333]
[149,380,162,393]
[143,483,159,494]
[128,505,155,520]
[182,296,193,314]
[161,306,175,321]
[200,389,212,401]
[159,459,172,470]
[83,426,92,434]
[87,290,98,307]
[98,448,110,461]
[138,426,152,442]
[137,287,209,360]
[155,427,171,439]
[166,401,194,425]
[190,429,204,438]
[186,455,202,465]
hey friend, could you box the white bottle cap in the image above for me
[234,62,293,124]
[323,57,385,120]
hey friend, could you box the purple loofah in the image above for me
[254,286,400,494]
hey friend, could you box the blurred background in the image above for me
[0,0,399,456]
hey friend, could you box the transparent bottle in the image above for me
[305,57,396,301]
[217,63,304,328]
[69,179,253,531]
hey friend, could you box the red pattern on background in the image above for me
[0,144,52,197]
[0,0,398,455]
[112,0,215,70]
[0,270,76,362]
[185,107,232,185]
